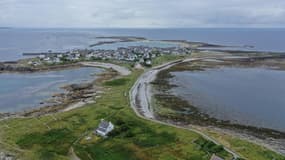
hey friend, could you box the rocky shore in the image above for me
[0,61,82,73]
[151,54,285,155]
[0,81,99,118]
[0,152,15,160]
[0,62,122,120]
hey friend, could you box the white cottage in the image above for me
[95,120,114,137]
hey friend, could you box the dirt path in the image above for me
[69,147,81,160]
[129,58,241,159]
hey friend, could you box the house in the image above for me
[28,61,41,66]
[57,54,63,58]
[38,55,46,59]
[54,57,61,63]
[145,59,152,66]
[210,154,224,160]
[43,57,50,61]
[95,119,114,137]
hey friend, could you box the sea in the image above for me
[170,67,285,132]
[1,28,285,61]
[0,67,103,113]
[1,28,285,126]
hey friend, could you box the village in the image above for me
[25,46,192,67]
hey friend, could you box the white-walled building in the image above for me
[95,120,114,137]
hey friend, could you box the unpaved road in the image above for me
[129,58,240,159]
[69,147,81,160]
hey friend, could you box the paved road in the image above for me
[81,62,131,76]
[129,58,240,159]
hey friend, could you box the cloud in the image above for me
[0,0,284,27]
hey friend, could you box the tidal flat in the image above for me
[152,54,285,139]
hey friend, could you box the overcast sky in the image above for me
[0,0,285,28]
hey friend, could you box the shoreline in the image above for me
[0,62,130,120]
[129,58,241,159]
[131,55,285,156]
[0,61,83,74]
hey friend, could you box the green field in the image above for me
[0,56,284,160]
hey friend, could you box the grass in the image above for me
[16,128,75,154]
[0,55,284,160]
[104,78,129,86]
[203,129,285,160]
[194,137,228,158]
[152,54,187,66]
[72,70,231,160]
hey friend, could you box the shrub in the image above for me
[104,78,129,86]
[16,128,75,155]
[194,137,225,154]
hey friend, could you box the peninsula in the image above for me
[0,37,284,160]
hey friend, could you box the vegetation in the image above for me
[104,78,129,86]
[194,137,228,158]
[0,55,284,160]
[152,54,186,66]
[204,129,285,160]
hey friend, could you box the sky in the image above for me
[0,0,285,28]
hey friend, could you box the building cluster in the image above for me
[28,46,191,66]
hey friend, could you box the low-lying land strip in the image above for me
[151,54,285,156]
[130,58,241,159]
[81,61,131,76]
[0,51,284,159]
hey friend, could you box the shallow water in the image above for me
[0,67,103,113]
[170,67,285,131]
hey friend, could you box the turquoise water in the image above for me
[0,67,103,113]
[170,67,285,131]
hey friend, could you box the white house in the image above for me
[145,59,152,66]
[54,57,61,63]
[43,57,50,61]
[57,54,63,58]
[95,120,114,137]
[38,55,46,59]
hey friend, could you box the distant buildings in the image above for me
[95,119,114,137]
[27,45,192,66]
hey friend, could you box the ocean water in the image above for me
[0,67,103,113]
[1,28,285,61]
[170,67,285,131]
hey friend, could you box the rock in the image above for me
[68,83,92,91]
[0,63,34,72]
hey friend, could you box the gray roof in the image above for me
[98,120,110,129]
[210,155,224,160]
[96,127,107,133]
